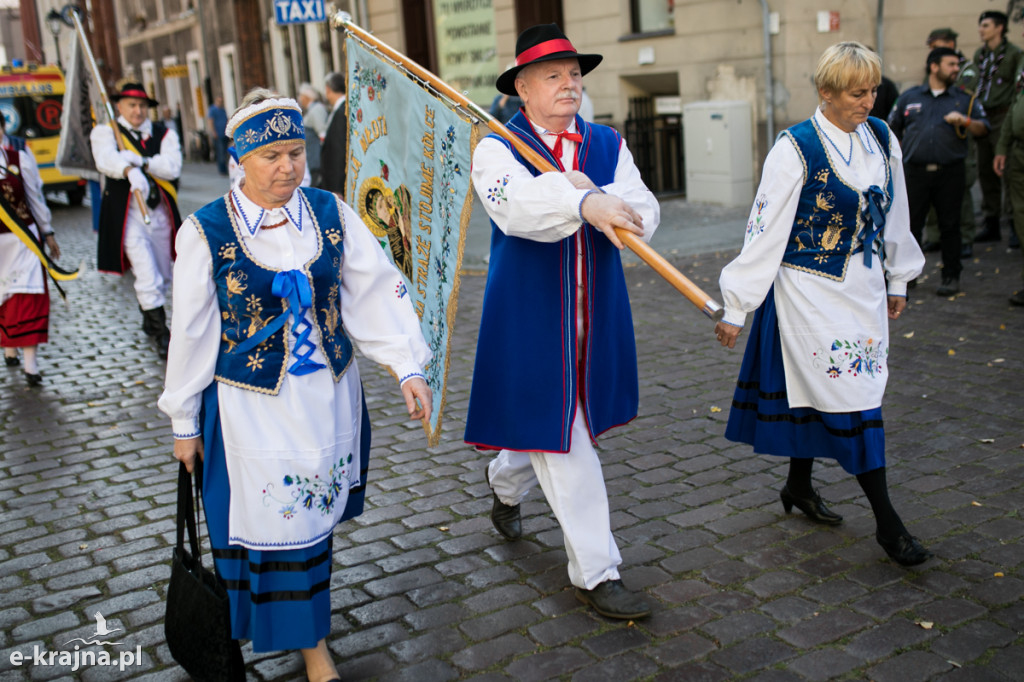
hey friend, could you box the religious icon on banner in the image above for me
[357,176,414,281]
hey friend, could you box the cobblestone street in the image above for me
[1,185,1022,681]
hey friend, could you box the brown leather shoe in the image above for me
[485,462,521,540]
[575,579,651,619]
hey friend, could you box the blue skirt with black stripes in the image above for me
[199,382,371,652]
[724,288,887,475]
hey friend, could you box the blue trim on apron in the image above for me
[199,382,371,652]
[724,287,887,475]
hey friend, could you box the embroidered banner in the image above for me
[55,28,102,182]
[345,36,478,447]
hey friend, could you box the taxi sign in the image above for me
[274,0,325,25]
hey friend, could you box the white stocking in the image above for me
[22,345,38,374]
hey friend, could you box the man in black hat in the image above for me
[465,24,659,620]
[90,80,182,358]
[972,10,1024,243]
[889,48,989,296]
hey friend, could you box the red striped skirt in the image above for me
[0,293,49,346]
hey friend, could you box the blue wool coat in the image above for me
[464,113,639,453]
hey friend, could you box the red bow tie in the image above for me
[550,130,583,161]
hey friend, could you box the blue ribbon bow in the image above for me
[860,185,887,268]
[233,269,326,376]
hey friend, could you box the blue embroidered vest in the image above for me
[191,187,353,394]
[780,116,892,281]
[464,113,639,453]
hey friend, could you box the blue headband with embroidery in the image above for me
[226,98,305,162]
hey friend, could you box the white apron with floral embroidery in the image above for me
[719,108,925,414]
[773,263,890,412]
[220,359,363,550]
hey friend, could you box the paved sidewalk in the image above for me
[0,175,1022,681]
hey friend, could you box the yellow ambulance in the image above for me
[0,63,86,204]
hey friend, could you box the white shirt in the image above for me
[158,188,429,548]
[470,118,660,243]
[91,116,182,182]
[0,134,53,303]
[89,116,182,228]
[719,108,924,412]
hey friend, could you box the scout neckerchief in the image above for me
[0,146,78,299]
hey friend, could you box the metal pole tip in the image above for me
[704,300,724,322]
[330,10,352,30]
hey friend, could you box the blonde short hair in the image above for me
[813,42,881,99]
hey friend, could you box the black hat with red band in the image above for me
[496,24,602,96]
[111,82,159,108]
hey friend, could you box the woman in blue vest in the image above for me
[158,90,432,682]
[714,43,932,566]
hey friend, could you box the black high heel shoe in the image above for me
[4,356,19,367]
[876,531,933,566]
[24,372,42,387]
[780,485,843,525]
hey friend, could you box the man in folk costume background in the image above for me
[466,24,660,619]
[90,81,182,358]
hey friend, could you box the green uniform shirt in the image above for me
[996,88,1024,155]
[973,38,1024,110]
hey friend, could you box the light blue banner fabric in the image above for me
[346,36,477,446]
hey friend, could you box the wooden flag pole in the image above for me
[67,7,151,224]
[330,12,723,320]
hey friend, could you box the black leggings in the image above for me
[787,458,907,539]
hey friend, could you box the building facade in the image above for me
[363,0,990,193]
[17,0,1005,188]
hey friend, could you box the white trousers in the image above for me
[123,203,173,310]
[486,403,622,590]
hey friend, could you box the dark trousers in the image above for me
[1005,144,1024,285]
[905,160,965,278]
[214,134,230,175]
[976,106,1008,219]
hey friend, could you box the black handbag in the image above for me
[165,461,246,681]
